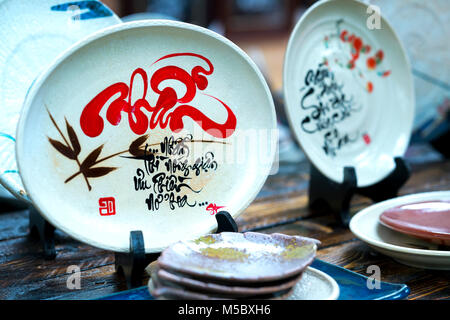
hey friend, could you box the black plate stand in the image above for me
[309,157,410,226]
[115,211,238,288]
[29,205,56,260]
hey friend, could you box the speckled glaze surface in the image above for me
[0,0,120,201]
[157,232,320,282]
[380,200,450,246]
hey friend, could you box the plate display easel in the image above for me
[309,157,410,225]
[115,211,238,288]
[29,206,56,259]
[28,209,238,288]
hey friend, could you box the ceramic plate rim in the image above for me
[302,266,340,300]
[282,0,415,187]
[349,190,450,257]
[16,19,277,253]
[0,0,121,202]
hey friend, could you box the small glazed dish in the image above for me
[157,232,320,283]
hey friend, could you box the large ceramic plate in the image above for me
[0,0,121,201]
[16,21,277,253]
[283,0,414,187]
[350,191,450,270]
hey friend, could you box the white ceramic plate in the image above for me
[0,0,121,201]
[16,20,277,253]
[350,191,450,270]
[283,0,414,187]
[149,267,339,300]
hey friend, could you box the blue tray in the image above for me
[98,259,409,300]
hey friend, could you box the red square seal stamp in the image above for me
[99,197,116,216]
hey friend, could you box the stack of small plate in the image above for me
[147,232,339,300]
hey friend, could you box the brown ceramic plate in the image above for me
[156,264,303,297]
[380,200,450,246]
[157,232,320,283]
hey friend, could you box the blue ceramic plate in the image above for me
[97,259,409,300]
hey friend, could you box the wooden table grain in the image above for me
[0,143,448,300]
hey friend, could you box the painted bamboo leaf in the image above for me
[129,134,149,156]
[48,137,76,160]
[80,145,104,170]
[84,167,117,178]
[65,118,81,156]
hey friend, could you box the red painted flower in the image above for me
[353,37,363,52]
[376,50,384,61]
[367,57,377,70]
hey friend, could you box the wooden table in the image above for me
[0,142,449,300]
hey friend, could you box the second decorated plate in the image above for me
[283,0,414,187]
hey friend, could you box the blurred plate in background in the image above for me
[368,0,449,140]
[283,0,414,187]
[0,0,121,202]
